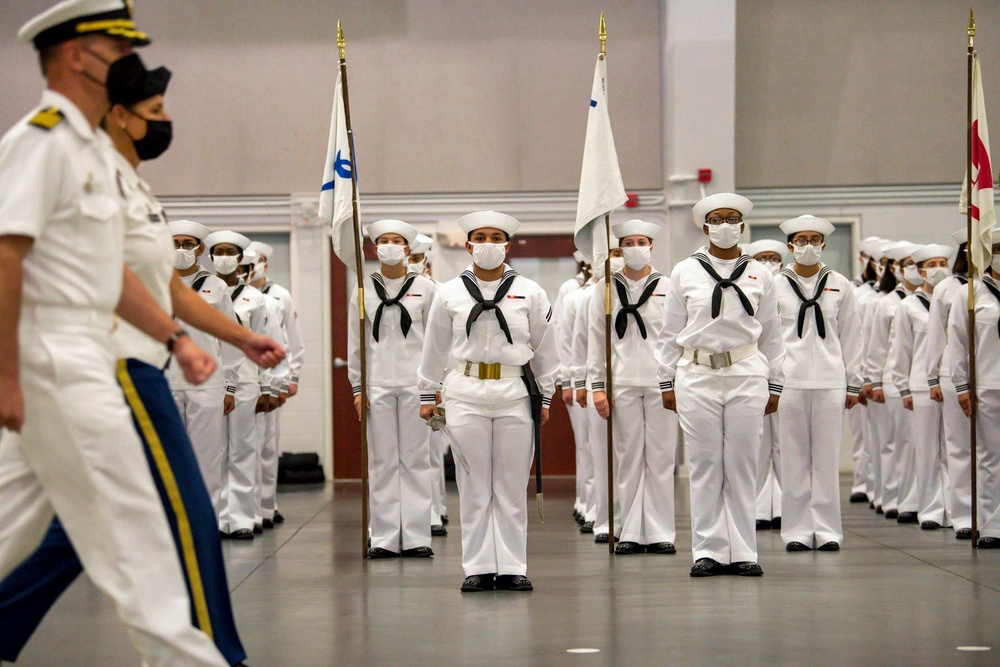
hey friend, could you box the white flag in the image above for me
[959,52,995,274]
[319,68,361,271]
[573,55,627,269]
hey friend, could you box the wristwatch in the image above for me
[166,329,189,353]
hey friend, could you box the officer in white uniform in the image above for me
[419,211,558,592]
[588,219,678,555]
[206,230,274,539]
[774,215,863,552]
[349,219,436,558]
[0,2,227,664]
[926,229,974,538]
[656,193,785,577]
[743,239,787,531]
[892,243,956,531]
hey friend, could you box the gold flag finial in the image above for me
[599,13,607,55]
[968,9,976,48]
[338,20,346,60]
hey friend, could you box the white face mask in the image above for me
[174,248,196,270]
[793,245,823,267]
[409,260,426,275]
[609,256,626,274]
[902,264,922,285]
[923,267,950,287]
[893,266,905,282]
[621,246,651,271]
[765,260,783,276]
[254,261,267,278]
[376,244,406,266]
[212,255,239,275]
[875,262,885,278]
[707,223,742,249]
[471,242,507,270]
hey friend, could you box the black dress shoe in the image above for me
[870,501,875,510]
[594,533,609,544]
[614,541,643,555]
[921,521,941,530]
[262,518,274,530]
[230,529,254,541]
[431,524,448,537]
[732,561,763,577]
[440,514,449,525]
[786,541,811,552]
[367,547,400,559]
[755,519,772,531]
[401,546,434,558]
[253,523,263,535]
[690,558,726,577]
[884,509,898,519]
[771,517,781,530]
[956,528,974,540]
[817,541,840,551]
[580,521,594,534]
[219,530,230,540]
[978,537,1000,549]
[272,510,285,524]
[645,542,676,555]
[461,574,495,592]
[897,511,918,524]
[495,574,533,591]
[850,492,868,503]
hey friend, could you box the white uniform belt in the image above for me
[683,342,757,370]
[20,304,115,331]
[462,361,524,380]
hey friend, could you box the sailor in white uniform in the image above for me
[743,239,787,531]
[656,193,785,577]
[926,229,974,538]
[774,215,863,552]
[419,211,558,591]
[588,219,678,555]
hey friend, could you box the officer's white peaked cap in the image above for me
[248,241,274,260]
[882,241,923,262]
[409,234,434,255]
[744,240,787,258]
[692,193,753,227]
[911,244,955,264]
[205,231,251,252]
[779,215,835,238]
[366,219,418,245]
[168,220,211,242]
[19,0,150,50]
[612,219,661,241]
[457,211,520,237]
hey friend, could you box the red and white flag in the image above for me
[960,52,995,273]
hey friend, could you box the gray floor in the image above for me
[12,476,1000,666]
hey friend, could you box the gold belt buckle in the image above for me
[479,362,502,380]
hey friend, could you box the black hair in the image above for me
[467,231,510,242]
[786,232,825,244]
[861,259,878,283]
[877,259,898,293]
[952,242,969,276]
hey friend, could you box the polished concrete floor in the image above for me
[11,476,1000,666]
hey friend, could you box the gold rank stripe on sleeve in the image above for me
[28,106,63,131]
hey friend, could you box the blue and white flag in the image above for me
[574,54,627,269]
[319,68,361,271]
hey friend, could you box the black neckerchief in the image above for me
[982,277,1000,339]
[613,271,661,339]
[957,274,969,286]
[693,252,754,319]
[915,291,931,312]
[461,269,518,344]
[893,287,907,300]
[190,271,211,293]
[371,273,417,342]
[781,266,832,339]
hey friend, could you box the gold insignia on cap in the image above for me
[28,106,63,130]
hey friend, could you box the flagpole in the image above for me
[965,10,978,548]
[338,21,371,559]
[600,14,616,556]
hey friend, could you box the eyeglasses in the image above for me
[705,216,742,226]
[174,241,200,250]
[790,237,824,247]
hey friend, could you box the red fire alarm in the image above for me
[698,169,712,183]
[625,193,639,208]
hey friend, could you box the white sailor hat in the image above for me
[366,219,418,245]
[167,220,210,242]
[911,244,955,264]
[691,193,753,228]
[779,214,835,238]
[19,0,151,50]
[456,211,520,237]
[951,227,969,245]
[869,239,893,262]
[858,236,883,257]
[744,239,787,258]
[409,234,434,256]
[573,250,585,263]
[882,241,923,262]
[612,219,661,241]
[204,230,251,253]
[239,249,259,267]
[247,241,274,260]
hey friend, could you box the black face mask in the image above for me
[130,117,173,161]
[85,50,150,106]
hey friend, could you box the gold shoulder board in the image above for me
[28,107,64,131]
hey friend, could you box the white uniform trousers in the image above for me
[848,402,870,497]
[220,382,260,533]
[429,430,448,524]
[447,396,533,576]
[568,401,592,516]
[675,371,767,564]
[255,407,281,522]
[894,402,919,513]
[877,400,903,512]
[367,385,432,551]
[866,401,887,508]
[911,392,950,525]
[612,385,677,545]
[779,388,845,547]
[976,389,1000,538]
[172,386,227,518]
[755,412,781,521]
[588,393,619,535]
[942,380,972,530]
[0,325,227,666]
